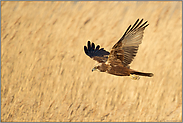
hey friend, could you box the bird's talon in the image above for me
[130,74,140,80]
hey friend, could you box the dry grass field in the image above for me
[1,1,182,122]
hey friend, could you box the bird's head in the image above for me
[92,63,103,72]
[92,65,100,72]
[92,63,107,72]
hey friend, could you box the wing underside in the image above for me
[107,19,149,66]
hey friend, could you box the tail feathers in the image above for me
[131,71,154,77]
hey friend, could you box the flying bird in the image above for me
[84,19,153,80]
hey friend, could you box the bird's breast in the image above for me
[107,66,130,76]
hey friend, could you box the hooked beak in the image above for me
[92,67,96,72]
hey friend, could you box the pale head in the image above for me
[92,63,102,72]
[92,63,107,72]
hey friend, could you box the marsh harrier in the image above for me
[84,19,153,80]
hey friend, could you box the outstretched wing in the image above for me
[107,19,149,66]
[84,41,110,63]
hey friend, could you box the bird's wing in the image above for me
[84,41,110,63]
[107,19,149,66]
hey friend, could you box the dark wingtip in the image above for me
[84,46,88,54]
[135,19,140,25]
[88,41,91,50]
[87,40,90,45]
[144,23,149,28]
[96,45,100,50]
[138,20,149,29]
[92,42,95,49]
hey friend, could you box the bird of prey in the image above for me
[84,19,153,80]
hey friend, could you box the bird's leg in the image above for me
[130,74,140,80]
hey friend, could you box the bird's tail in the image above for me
[130,71,154,77]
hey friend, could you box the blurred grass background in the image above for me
[1,1,182,122]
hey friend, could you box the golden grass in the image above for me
[1,1,182,122]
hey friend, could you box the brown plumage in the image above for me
[84,19,153,79]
